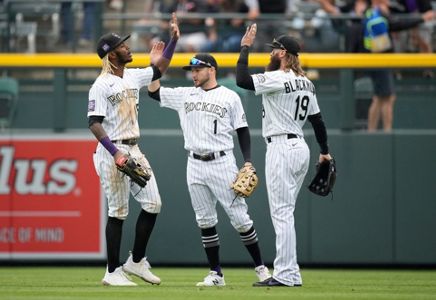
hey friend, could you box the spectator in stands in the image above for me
[317,0,433,132]
[201,0,250,52]
[244,0,288,51]
[130,0,163,51]
[245,0,287,19]
[108,0,123,11]
[390,0,435,78]
[160,0,219,52]
[60,1,96,49]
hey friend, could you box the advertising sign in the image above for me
[0,136,105,259]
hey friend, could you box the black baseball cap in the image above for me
[97,32,130,58]
[266,35,301,56]
[182,53,218,71]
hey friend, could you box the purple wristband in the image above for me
[162,38,177,60]
[100,136,118,156]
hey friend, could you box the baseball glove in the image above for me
[116,154,151,188]
[231,162,259,197]
[308,159,337,196]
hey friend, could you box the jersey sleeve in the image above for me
[308,93,321,116]
[251,71,285,95]
[230,91,248,130]
[129,67,154,88]
[87,81,107,117]
[159,87,190,111]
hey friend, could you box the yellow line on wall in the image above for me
[0,53,436,68]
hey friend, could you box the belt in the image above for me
[111,138,138,146]
[191,151,226,161]
[266,133,298,143]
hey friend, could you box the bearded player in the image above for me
[236,24,333,287]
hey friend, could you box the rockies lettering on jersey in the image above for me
[87,67,154,141]
[108,88,139,106]
[159,85,247,154]
[185,101,228,118]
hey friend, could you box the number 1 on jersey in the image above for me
[213,119,217,134]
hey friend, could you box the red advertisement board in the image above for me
[0,136,105,259]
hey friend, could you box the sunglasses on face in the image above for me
[190,57,212,67]
[271,39,287,51]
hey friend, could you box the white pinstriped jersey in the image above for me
[159,85,247,154]
[87,67,154,141]
[251,70,320,138]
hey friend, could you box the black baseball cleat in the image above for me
[253,278,302,287]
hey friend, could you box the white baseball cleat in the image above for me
[196,271,225,287]
[102,266,137,286]
[123,253,161,285]
[255,265,272,282]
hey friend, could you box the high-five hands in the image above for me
[169,12,180,41]
[241,23,257,48]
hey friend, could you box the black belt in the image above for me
[111,138,138,146]
[192,151,226,161]
[266,134,298,143]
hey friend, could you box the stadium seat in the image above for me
[0,77,19,130]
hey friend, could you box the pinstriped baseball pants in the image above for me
[265,136,309,286]
[187,151,254,232]
[93,143,162,219]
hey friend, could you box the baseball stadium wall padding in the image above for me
[1,131,436,265]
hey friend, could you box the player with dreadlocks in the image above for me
[87,13,180,286]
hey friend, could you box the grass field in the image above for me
[1,267,436,300]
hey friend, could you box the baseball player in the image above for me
[87,13,180,286]
[236,24,333,287]
[147,53,271,287]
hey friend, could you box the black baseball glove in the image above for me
[116,154,151,188]
[308,159,336,196]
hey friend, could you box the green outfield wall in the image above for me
[114,130,436,266]
[1,130,435,265]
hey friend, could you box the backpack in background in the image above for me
[363,8,392,52]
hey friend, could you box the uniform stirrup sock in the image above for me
[212,266,222,277]
[106,217,124,272]
[132,210,157,263]
[201,227,221,274]
[240,227,263,267]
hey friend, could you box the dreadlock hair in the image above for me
[285,53,305,77]
[100,55,117,76]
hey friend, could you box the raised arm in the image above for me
[236,24,257,91]
[153,12,180,75]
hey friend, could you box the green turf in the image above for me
[0,267,436,300]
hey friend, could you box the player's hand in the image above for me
[149,41,165,65]
[113,151,126,166]
[169,12,180,40]
[241,23,257,48]
[422,10,434,22]
[319,153,332,163]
